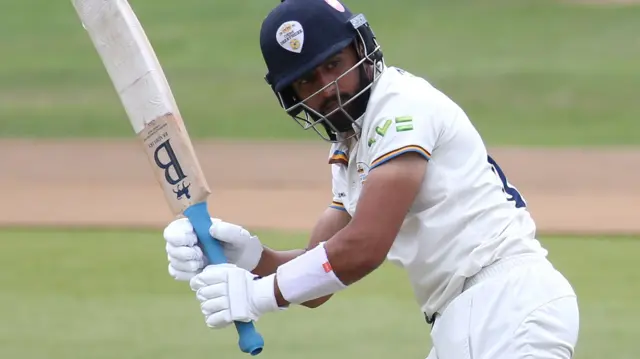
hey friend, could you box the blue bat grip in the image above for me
[184,202,265,356]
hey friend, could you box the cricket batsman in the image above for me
[162,0,580,357]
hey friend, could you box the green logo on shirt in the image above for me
[368,116,414,147]
[395,116,413,132]
[375,119,393,136]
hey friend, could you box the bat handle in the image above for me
[184,202,265,356]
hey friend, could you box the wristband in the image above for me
[276,242,347,304]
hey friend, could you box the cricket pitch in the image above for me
[0,139,638,235]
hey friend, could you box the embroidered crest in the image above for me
[276,21,304,53]
[356,162,370,183]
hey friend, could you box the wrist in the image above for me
[251,247,306,277]
[244,242,264,272]
[275,242,347,305]
[251,246,274,276]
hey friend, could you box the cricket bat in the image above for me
[70,0,265,355]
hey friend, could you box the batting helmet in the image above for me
[259,0,384,142]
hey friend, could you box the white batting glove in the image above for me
[189,264,280,329]
[163,218,264,281]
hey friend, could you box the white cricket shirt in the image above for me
[327,66,548,321]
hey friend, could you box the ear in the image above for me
[354,42,365,59]
[355,45,374,80]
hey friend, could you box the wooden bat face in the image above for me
[71,0,210,215]
[72,0,179,133]
[137,113,211,214]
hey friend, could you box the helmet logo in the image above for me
[276,21,304,54]
[324,0,345,12]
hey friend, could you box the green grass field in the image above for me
[1,0,639,145]
[0,228,637,359]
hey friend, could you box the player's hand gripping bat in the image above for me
[70,0,265,355]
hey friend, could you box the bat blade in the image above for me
[73,0,178,134]
[71,0,264,355]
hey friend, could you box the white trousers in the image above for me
[426,254,580,359]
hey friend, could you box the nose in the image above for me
[317,71,337,99]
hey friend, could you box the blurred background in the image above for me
[0,0,638,358]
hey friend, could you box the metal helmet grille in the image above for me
[277,14,385,142]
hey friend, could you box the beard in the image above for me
[319,93,356,132]
[318,71,372,133]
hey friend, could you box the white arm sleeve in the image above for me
[329,163,348,212]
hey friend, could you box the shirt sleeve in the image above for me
[329,163,348,212]
[366,93,448,170]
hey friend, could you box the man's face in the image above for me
[291,45,362,132]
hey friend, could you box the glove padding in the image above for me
[164,218,264,281]
[190,263,280,329]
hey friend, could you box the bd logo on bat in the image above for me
[153,139,191,200]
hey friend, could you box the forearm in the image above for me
[323,225,381,285]
[260,245,332,308]
[261,208,350,308]
[273,233,376,308]
[299,207,351,307]
[254,248,334,309]
[252,207,349,277]
[273,223,387,308]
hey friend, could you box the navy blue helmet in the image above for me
[260,0,384,141]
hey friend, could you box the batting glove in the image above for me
[189,263,280,329]
[163,218,264,281]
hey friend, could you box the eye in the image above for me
[296,73,314,86]
[326,59,340,70]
